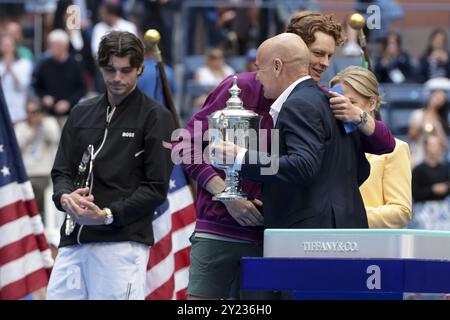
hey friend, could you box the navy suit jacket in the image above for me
[241,78,370,228]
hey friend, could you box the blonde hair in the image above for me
[330,66,382,118]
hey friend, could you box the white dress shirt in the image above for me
[269,75,311,126]
[234,75,311,170]
[0,58,33,123]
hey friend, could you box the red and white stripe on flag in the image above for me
[0,181,53,300]
[146,167,196,300]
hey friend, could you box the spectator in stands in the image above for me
[6,21,33,61]
[61,6,97,92]
[91,1,137,56]
[408,89,449,168]
[194,48,235,87]
[341,15,361,57]
[331,66,412,228]
[409,134,450,230]
[374,31,416,83]
[189,7,223,52]
[53,0,95,31]
[137,41,176,100]
[245,48,257,72]
[140,0,180,66]
[14,97,61,219]
[0,33,33,124]
[272,0,320,34]
[91,1,137,92]
[32,29,86,126]
[353,0,404,42]
[419,28,450,83]
[214,1,261,55]
[413,134,449,202]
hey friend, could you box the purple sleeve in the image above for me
[361,120,396,155]
[175,76,235,188]
[322,84,396,155]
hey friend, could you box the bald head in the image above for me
[259,33,310,70]
[256,33,310,99]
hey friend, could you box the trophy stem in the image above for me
[213,168,248,201]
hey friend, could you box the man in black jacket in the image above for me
[47,31,175,300]
[32,29,86,121]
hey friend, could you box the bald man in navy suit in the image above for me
[212,33,369,229]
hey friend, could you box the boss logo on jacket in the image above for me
[122,131,135,138]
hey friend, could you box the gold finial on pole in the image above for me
[348,13,372,70]
[144,29,162,62]
[143,28,197,199]
[144,29,161,44]
[348,13,366,31]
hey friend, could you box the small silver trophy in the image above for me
[65,144,94,235]
[208,75,261,201]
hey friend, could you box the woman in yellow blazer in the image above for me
[330,66,412,228]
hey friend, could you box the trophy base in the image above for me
[213,192,249,201]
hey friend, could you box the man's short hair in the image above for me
[286,11,346,47]
[97,31,144,71]
[47,29,70,45]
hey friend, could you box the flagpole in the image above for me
[144,29,181,128]
[348,13,372,71]
[144,29,196,198]
[349,14,382,120]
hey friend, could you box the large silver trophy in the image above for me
[208,75,261,201]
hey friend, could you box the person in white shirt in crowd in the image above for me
[91,1,138,57]
[15,97,61,220]
[6,21,34,61]
[0,33,33,124]
[195,47,235,87]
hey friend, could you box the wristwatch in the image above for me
[355,110,369,127]
[103,208,114,225]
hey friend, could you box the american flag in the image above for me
[144,63,196,300]
[146,165,196,299]
[0,85,53,300]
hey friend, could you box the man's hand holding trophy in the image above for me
[62,144,109,235]
[209,140,243,166]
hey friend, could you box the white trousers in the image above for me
[46,242,149,300]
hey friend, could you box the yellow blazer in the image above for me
[360,138,412,228]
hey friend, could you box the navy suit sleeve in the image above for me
[241,97,328,185]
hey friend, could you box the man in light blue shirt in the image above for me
[137,44,176,101]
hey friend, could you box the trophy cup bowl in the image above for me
[208,75,261,201]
